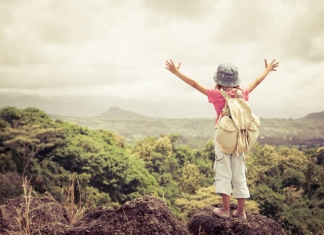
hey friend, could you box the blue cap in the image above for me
[213,63,241,86]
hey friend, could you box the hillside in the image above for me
[302,111,324,120]
[101,106,151,120]
[1,107,323,235]
[51,107,324,149]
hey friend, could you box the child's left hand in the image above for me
[265,59,279,72]
[165,59,181,75]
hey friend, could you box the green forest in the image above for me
[1,106,324,235]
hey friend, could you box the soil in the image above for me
[188,203,285,235]
[0,196,70,235]
[0,196,284,235]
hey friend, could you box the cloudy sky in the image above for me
[0,0,323,118]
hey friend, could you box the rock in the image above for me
[0,196,70,235]
[187,204,285,235]
[1,195,285,235]
[40,195,190,235]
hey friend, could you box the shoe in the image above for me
[232,210,247,220]
[213,208,230,219]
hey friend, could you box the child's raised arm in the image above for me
[248,59,279,93]
[165,59,208,96]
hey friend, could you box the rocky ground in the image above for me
[188,204,284,235]
[0,195,285,235]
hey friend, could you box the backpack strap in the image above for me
[219,89,230,100]
[220,88,244,100]
[219,88,240,117]
[219,88,249,155]
[219,92,230,118]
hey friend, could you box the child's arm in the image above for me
[165,59,208,96]
[248,59,279,93]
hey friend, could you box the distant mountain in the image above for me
[302,111,324,120]
[0,93,104,117]
[1,91,323,119]
[101,107,151,120]
[0,92,215,119]
[49,107,324,150]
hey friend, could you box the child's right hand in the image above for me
[165,59,182,75]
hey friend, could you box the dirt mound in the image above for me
[40,195,190,235]
[1,195,285,235]
[0,196,69,235]
[188,204,285,235]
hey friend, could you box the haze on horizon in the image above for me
[0,0,324,119]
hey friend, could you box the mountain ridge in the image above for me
[301,111,324,120]
[50,107,324,149]
[101,106,151,120]
[1,92,321,119]
[99,106,324,121]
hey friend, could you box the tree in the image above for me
[0,106,23,128]
[201,139,215,164]
[133,135,175,175]
[0,125,62,177]
[0,153,17,173]
[0,172,23,204]
[0,107,54,128]
[180,163,205,194]
[51,123,160,203]
[251,184,284,220]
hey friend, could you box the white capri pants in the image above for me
[213,129,250,198]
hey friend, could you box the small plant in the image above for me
[8,177,34,235]
[159,186,167,205]
[5,173,89,234]
[62,172,90,224]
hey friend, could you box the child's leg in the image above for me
[213,153,232,208]
[237,198,246,215]
[221,194,231,212]
[231,153,250,213]
[213,130,232,212]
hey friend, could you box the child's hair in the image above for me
[215,84,240,90]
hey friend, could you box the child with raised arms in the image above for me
[165,58,279,219]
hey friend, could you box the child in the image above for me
[165,59,279,219]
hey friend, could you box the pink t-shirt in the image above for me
[207,87,250,120]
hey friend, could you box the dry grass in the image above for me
[5,173,89,235]
[62,172,90,225]
[7,177,38,235]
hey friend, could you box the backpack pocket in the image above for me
[247,128,258,150]
[216,116,238,154]
[246,115,260,149]
[252,114,260,127]
[217,115,260,154]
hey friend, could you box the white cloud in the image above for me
[0,0,323,118]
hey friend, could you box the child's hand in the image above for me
[265,59,279,72]
[165,59,181,75]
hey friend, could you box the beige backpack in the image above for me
[216,88,260,154]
